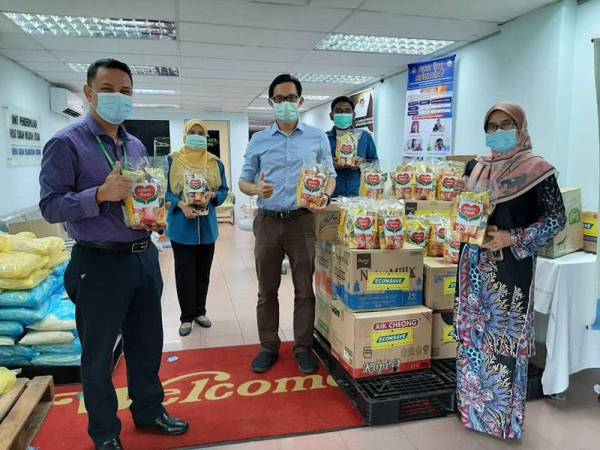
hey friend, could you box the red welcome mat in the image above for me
[33,342,366,449]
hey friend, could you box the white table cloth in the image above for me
[534,251,600,395]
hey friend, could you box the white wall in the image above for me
[568,0,600,209]
[0,55,73,216]
[129,110,250,214]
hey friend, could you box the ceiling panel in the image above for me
[181,78,267,88]
[18,61,70,72]
[179,22,324,50]
[300,49,420,67]
[336,11,499,41]
[179,42,306,62]
[52,51,180,67]
[0,0,176,20]
[359,0,557,23]
[38,36,178,55]
[179,0,350,32]
[289,62,399,76]
[180,68,279,82]
[309,0,364,8]
[0,48,59,62]
[181,57,290,73]
[0,31,44,49]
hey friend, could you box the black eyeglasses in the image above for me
[270,94,300,104]
[485,120,517,133]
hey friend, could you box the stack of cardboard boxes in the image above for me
[314,200,457,380]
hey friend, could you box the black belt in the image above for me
[78,239,150,253]
[258,208,310,219]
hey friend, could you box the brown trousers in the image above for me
[253,212,316,354]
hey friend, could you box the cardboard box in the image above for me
[446,155,477,165]
[583,210,598,254]
[333,244,424,311]
[313,204,340,242]
[315,241,335,299]
[540,188,583,258]
[424,257,457,311]
[8,219,66,238]
[405,200,453,217]
[315,292,334,341]
[432,312,457,359]
[330,303,432,378]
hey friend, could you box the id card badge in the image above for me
[487,248,504,261]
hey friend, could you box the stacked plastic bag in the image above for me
[0,232,79,366]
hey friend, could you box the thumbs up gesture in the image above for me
[96,161,134,203]
[256,172,274,199]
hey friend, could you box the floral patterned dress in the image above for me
[455,172,565,439]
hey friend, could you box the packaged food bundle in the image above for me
[360,163,387,200]
[436,161,465,202]
[454,191,494,246]
[390,164,415,200]
[0,252,49,279]
[378,201,405,249]
[8,236,64,256]
[337,197,352,243]
[414,164,437,200]
[182,170,210,206]
[428,217,450,257]
[346,201,379,250]
[443,229,461,264]
[44,251,70,270]
[335,130,360,167]
[297,163,328,209]
[405,216,430,248]
[122,157,168,229]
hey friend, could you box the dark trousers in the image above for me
[253,213,316,354]
[171,241,215,323]
[64,243,165,445]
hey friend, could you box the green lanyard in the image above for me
[95,135,128,170]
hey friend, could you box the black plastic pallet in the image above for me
[314,332,545,426]
[313,332,455,425]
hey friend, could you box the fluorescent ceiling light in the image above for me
[134,89,177,95]
[3,12,176,40]
[315,33,454,56]
[67,63,179,77]
[293,73,374,85]
[133,103,179,108]
[246,106,272,111]
[259,94,330,101]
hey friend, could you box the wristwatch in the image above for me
[323,193,332,206]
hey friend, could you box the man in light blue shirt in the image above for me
[239,74,336,374]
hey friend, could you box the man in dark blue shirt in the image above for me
[327,96,378,197]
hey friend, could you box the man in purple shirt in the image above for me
[39,59,188,450]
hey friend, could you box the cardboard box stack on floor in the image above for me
[424,257,458,359]
[540,188,583,258]
[313,200,462,379]
[583,210,598,254]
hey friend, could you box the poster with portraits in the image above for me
[350,88,374,134]
[3,105,42,166]
[403,55,456,158]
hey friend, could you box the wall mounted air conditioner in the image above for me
[50,87,85,118]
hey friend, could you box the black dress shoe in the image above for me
[96,438,123,450]
[295,351,318,374]
[251,351,278,373]
[136,412,189,436]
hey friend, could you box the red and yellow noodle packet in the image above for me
[428,216,450,257]
[391,165,415,200]
[122,157,168,229]
[335,131,360,167]
[405,216,429,249]
[378,201,405,250]
[360,164,387,200]
[414,164,437,200]
[454,191,494,246]
[297,165,328,209]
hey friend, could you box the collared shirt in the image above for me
[327,127,378,197]
[39,114,149,243]
[240,122,336,212]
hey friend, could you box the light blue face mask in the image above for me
[485,129,518,153]
[93,91,133,125]
[333,113,353,130]
[273,101,299,124]
[186,134,208,150]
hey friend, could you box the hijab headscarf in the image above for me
[169,119,222,195]
[469,102,556,203]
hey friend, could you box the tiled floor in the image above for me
[159,225,600,450]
